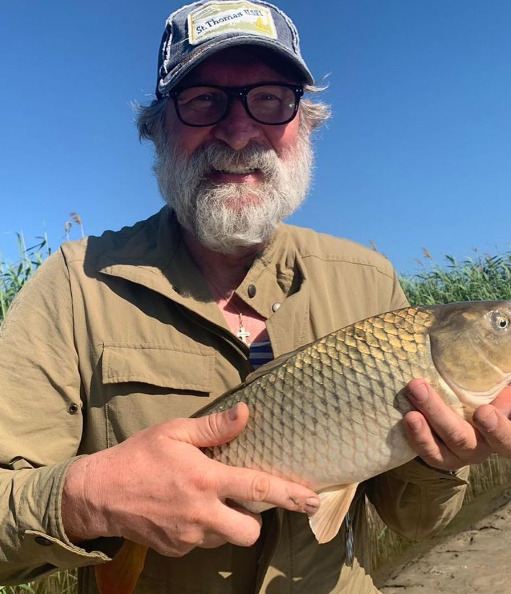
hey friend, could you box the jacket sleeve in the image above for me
[366,458,469,541]
[0,251,114,585]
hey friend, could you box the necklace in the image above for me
[207,281,251,345]
[234,313,251,345]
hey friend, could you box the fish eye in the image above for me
[491,312,510,330]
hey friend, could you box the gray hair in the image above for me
[135,84,331,147]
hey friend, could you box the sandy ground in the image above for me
[378,492,511,593]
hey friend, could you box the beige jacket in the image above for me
[0,208,468,593]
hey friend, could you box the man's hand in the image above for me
[62,403,319,557]
[402,379,493,470]
[473,386,511,458]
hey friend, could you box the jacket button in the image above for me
[68,403,79,415]
[272,302,281,312]
[247,285,256,298]
[35,536,52,547]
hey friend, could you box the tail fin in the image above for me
[95,540,148,594]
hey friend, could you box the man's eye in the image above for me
[178,88,223,105]
[179,93,212,105]
[253,92,280,103]
[192,93,215,104]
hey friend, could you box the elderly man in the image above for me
[1,1,507,593]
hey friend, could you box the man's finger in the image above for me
[473,405,511,458]
[208,504,263,548]
[490,385,511,417]
[406,380,476,450]
[402,410,453,467]
[218,465,319,515]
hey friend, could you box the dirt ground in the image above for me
[378,492,511,593]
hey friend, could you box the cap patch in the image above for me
[188,1,277,46]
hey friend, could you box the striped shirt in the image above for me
[249,340,274,369]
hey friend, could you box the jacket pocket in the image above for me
[102,343,215,392]
[100,343,216,444]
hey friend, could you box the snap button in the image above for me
[247,285,256,298]
[272,302,281,312]
[68,403,79,415]
[35,536,52,547]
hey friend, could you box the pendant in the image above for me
[237,324,251,345]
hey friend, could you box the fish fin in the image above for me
[309,483,359,544]
[95,540,148,594]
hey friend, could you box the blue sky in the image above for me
[1,0,510,274]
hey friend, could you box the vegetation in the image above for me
[0,571,76,594]
[401,249,511,306]
[1,239,511,592]
[0,235,51,323]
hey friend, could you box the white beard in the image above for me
[154,128,314,254]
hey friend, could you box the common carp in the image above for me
[95,300,511,593]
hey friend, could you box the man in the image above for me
[0,1,507,592]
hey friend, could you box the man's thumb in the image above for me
[178,402,250,448]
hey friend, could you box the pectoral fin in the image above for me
[95,540,148,594]
[309,483,359,544]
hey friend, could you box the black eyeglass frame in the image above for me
[166,82,305,127]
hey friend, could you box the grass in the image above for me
[0,570,77,593]
[0,234,50,323]
[400,249,511,305]
[2,240,511,592]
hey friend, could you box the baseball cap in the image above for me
[156,0,314,98]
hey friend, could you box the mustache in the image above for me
[186,141,281,179]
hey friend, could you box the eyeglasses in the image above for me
[167,83,304,127]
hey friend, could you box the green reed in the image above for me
[0,234,50,323]
[401,250,511,305]
[0,569,77,593]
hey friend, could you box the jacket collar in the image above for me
[95,207,313,355]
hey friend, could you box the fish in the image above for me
[94,300,511,593]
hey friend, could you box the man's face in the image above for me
[155,48,313,254]
[165,50,302,165]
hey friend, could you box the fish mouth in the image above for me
[445,370,511,411]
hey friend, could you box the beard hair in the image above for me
[154,124,314,255]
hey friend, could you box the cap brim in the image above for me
[157,36,313,97]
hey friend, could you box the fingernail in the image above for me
[476,409,498,432]
[304,497,320,514]
[228,404,239,421]
[408,382,429,404]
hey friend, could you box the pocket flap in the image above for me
[102,343,215,393]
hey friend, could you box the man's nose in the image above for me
[211,98,264,150]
